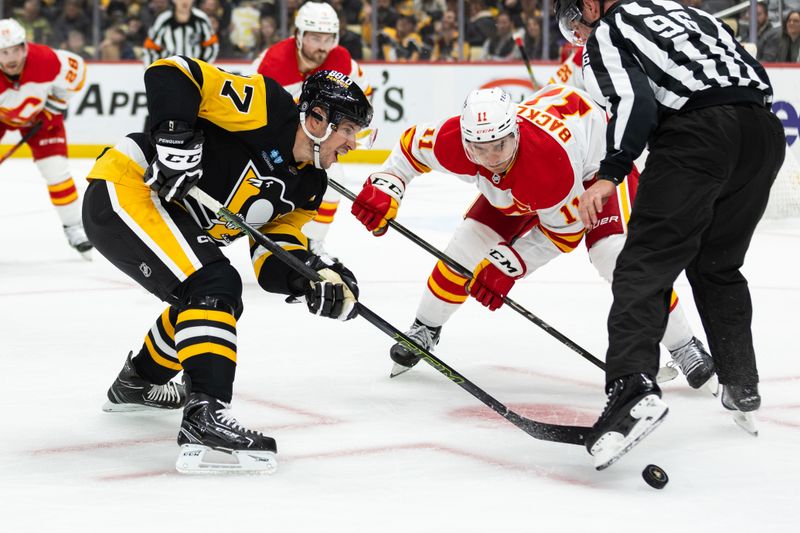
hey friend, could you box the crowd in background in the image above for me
[0,0,798,62]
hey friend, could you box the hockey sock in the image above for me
[132,306,182,384]
[175,306,237,403]
[426,260,469,305]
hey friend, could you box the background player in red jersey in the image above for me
[0,18,91,258]
[351,86,715,392]
[254,2,372,259]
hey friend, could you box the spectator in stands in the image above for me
[64,28,93,60]
[338,10,364,60]
[753,1,782,61]
[481,11,515,60]
[140,0,170,29]
[514,15,557,60]
[207,12,236,58]
[124,15,148,49]
[98,24,137,60]
[465,0,495,47]
[417,0,446,21]
[430,8,469,61]
[252,14,281,56]
[380,13,426,61]
[15,0,53,45]
[52,0,91,48]
[501,0,524,27]
[376,0,400,30]
[105,0,130,28]
[701,0,737,15]
[229,0,261,57]
[199,0,233,31]
[778,10,800,62]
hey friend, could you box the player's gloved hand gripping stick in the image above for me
[187,186,591,447]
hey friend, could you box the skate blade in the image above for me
[732,410,758,437]
[656,366,679,383]
[102,401,180,413]
[702,374,720,397]
[176,444,278,475]
[592,395,669,471]
[390,363,412,378]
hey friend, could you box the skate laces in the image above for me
[407,322,439,350]
[215,404,259,436]
[146,381,182,404]
[670,338,711,377]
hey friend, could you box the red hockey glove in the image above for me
[351,172,405,236]
[468,243,527,311]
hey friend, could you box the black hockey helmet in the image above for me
[298,70,373,130]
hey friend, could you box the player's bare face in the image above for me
[466,135,518,174]
[319,118,361,168]
[301,32,337,67]
[0,44,26,76]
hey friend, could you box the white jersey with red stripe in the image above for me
[380,84,608,266]
[0,43,87,128]
[253,37,372,101]
[547,47,585,90]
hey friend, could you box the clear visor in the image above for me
[463,130,520,173]
[558,5,589,46]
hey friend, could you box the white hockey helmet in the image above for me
[0,19,26,50]
[460,88,520,171]
[295,2,339,48]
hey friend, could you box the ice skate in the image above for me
[176,392,278,474]
[721,384,760,437]
[668,337,718,394]
[63,223,93,260]
[587,373,668,470]
[102,352,186,412]
[389,319,441,377]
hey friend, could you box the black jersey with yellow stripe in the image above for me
[88,55,327,248]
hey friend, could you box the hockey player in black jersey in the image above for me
[555,0,785,469]
[82,58,372,474]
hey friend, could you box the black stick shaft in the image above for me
[0,121,42,166]
[328,178,606,371]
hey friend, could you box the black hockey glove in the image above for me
[144,120,204,203]
[289,255,359,321]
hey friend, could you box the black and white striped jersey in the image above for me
[582,0,773,180]
[142,8,219,66]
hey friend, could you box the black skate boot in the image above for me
[103,352,186,412]
[389,318,442,377]
[176,392,278,474]
[668,337,718,393]
[721,383,760,436]
[587,373,668,470]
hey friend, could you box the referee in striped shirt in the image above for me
[143,0,219,66]
[555,0,786,469]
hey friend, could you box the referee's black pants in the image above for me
[606,103,785,386]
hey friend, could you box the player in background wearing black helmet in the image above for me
[81,58,372,474]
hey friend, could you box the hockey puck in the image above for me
[642,464,669,489]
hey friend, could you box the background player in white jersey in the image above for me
[254,1,373,258]
[0,18,91,258]
[350,86,715,390]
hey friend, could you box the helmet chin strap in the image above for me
[300,111,335,169]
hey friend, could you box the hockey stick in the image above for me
[187,186,589,446]
[0,121,42,166]
[514,36,540,90]
[327,178,606,371]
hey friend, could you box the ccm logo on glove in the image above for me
[351,172,406,236]
[468,243,527,311]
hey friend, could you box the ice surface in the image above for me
[1,159,798,532]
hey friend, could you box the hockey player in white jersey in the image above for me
[351,85,716,391]
[0,18,91,258]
